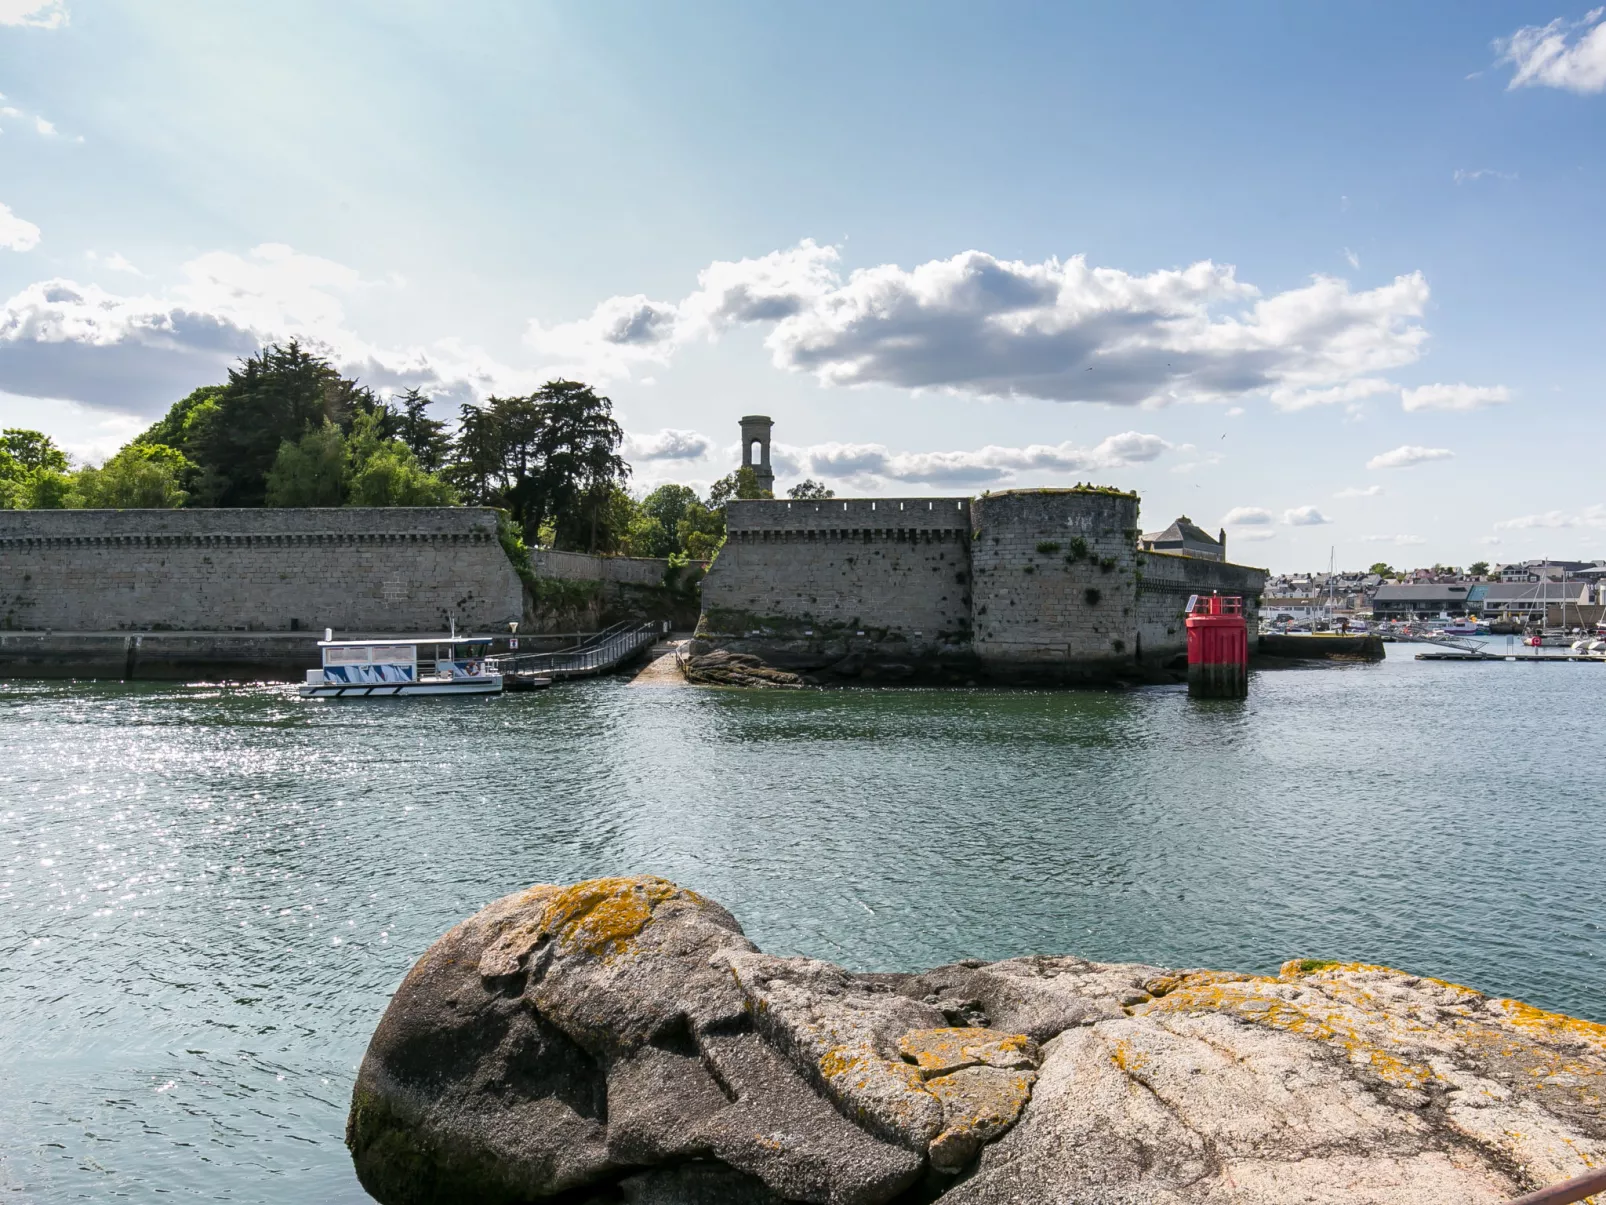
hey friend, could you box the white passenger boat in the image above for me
[300,634,503,698]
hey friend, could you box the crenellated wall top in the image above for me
[0,507,502,541]
[726,497,971,532]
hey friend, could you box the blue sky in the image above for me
[2,0,1604,570]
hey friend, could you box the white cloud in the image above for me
[626,428,710,462]
[0,243,527,416]
[1270,377,1395,412]
[1225,405,1244,417]
[1494,505,1606,531]
[1363,534,1427,546]
[0,202,40,252]
[1480,536,1503,546]
[1496,9,1606,93]
[801,430,1171,487]
[1221,506,1273,526]
[0,96,68,139]
[1334,485,1383,498]
[1453,168,1517,184]
[0,390,141,463]
[1401,382,1509,412]
[86,252,144,277]
[0,0,67,28]
[1344,248,1360,269]
[526,240,1434,407]
[1235,529,1277,542]
[1283,506,1331,526]
[1366,444,1454,470]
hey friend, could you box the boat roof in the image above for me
[317,635,494,647]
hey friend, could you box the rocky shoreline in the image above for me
[347,877,1605,1204]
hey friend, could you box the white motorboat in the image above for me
[300,634,503,698]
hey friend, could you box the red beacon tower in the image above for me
[1185,593,1248,699]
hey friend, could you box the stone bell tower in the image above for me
[739,415,775,495]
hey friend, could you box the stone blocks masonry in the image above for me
[0,507,523,634]
[696,487,1267,683]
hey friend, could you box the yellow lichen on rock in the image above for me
[1138,972,1439,1090]
[1491,997,1606,1056]
[535,876,684,960]
[817,1041,942,1145]
[924,1065,1038,1173]
[896,1028,1039,1077]
[476,876,702,979]
[1143,968,1264,998]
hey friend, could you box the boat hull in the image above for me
[299,678,502,699]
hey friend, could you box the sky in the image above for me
[2,1,1604,571]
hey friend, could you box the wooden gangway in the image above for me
[486,620,666,684]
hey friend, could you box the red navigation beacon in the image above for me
[1185,593,1248,699]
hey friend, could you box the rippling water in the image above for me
[3,649,1603,1201]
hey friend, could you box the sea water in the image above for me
[2,647,1602,1201]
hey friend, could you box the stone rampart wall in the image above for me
[726,496,971,532]
[695,490,1268,684]
[530,549,688,586]
[1136,552,1266,663]
[701,531,972,648]
[701,498,974,649]
[969,490,1141,676]
[0,508,523,634]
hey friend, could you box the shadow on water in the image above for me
[1,648,1602,1201]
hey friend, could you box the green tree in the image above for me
[191,342,376,507]
[447,380,627,548]
[786,478,834,500]
[392,387,453,473]
[709,465,771,506]
[622,512,668,558]
[347,446,459,506]
[0,429,72,509]
[343,410,459,506]
[134,385,225,452]
[672,468,771,560]
[556,483,639,554]
[264,422,347,507]
[1469,561,1490,577]
[1367,562,1395,578]
[2,428,70,473]
[676,498,726,560]
[0,448,18,509]
[70,444,191,508]
[637,483,699,558]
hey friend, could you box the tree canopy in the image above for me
[0,341,833,559]
[449,380,628,549]
[787,478,835,500]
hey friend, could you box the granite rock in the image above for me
[349,879,1606,1205]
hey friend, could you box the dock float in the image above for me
[1415,652,1606,662]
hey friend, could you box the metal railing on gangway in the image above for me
[487,620,665,681]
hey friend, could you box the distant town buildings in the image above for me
[1260,559,1606,626]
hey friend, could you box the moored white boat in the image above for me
[300,634,503,698]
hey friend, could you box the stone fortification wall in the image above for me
[699,498,973,665]
[530,549,685,587]
[523,548,706,633]
[693,488,1269,685]
[969,489,1141,680]
[0,507,523,634]
[1136,551,1266,665]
